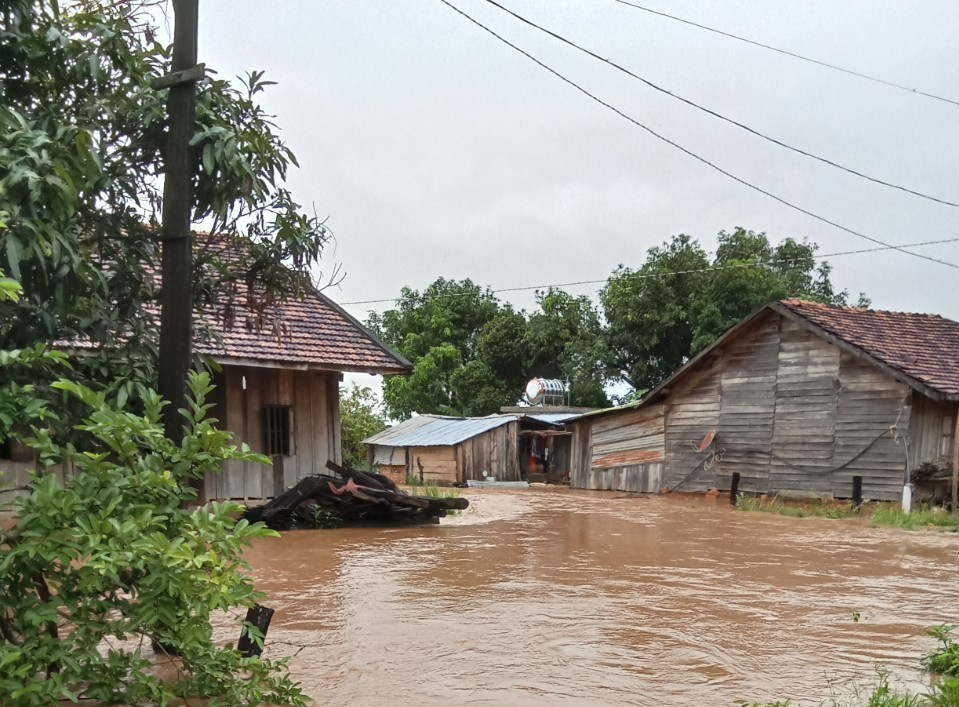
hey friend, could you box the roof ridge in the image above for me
[780,298,951,321]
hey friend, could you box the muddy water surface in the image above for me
[241,488,959,706]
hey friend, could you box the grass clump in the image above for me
[405,477,463,515]
[736,494,861,519]
[871,506,959,531]
[923,626,959,677]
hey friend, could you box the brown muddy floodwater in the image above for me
[236,488,959,706]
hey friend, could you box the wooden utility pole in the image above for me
[156,1,201,479]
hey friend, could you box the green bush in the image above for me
[0,372,306,706]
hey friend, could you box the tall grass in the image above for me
[871,505,959,531]
[735,494,861,519]
[405,477,463,515]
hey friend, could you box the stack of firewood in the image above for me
[242,461,469,530]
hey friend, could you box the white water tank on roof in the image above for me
[524,378,568,406]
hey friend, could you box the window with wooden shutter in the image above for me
[264,405,294,456]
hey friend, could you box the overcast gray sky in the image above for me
[197,1,959,390]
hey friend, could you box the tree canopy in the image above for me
[373,228,864,414]
[601,228,867,392]
[0,0,331,408]
[339,383,388,469]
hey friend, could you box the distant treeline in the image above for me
[367,228,867,419]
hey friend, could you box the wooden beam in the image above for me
[952,413,959,514]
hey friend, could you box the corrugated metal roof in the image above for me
[525,412,583,425]
[363,415,516,447]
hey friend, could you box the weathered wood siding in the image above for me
[573,310,934,501]
[457,421,520,483]
[832,351,910,500]
[715,318,779,492]
[767,317,840,495]
[569,419,592,489]
[211,366,341,500]
[663,355,722,492]
[408,446,458,484]
[908,395,957,470]
[575,405,665,491]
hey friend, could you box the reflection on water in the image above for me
[235,488,959,706]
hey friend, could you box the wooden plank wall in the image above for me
[569,420,592,489]
[715,318,779,492]
[577,405,665,491]
[662,356,722,492]
[767,318,840,496]
[408,446,458,484]
[832,351,910,501]
[572,310,936,501]
[214,366,340,500]
[456,422,521,483]
[908,395,957,470]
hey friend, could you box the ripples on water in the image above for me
[233,488,959,706]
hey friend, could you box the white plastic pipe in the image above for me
[902,483,914,515]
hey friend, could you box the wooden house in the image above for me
[570,299,959,501]
[365,415,521,485]
[0,240,411,502]
[197,292,410,500]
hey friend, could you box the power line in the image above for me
[433,0,959,271]
[479,0,959,209]
[341,237,959,307]
[613,0,959,109]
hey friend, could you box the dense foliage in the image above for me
[0,0,331,408]
[601,227,868,392]
[339,383,388,469]
[369,228,863,416]
[0,371,306,706]
[368,279,611,418]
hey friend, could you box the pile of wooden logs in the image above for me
[242,461,469,530]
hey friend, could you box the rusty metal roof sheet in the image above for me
[363,415,517,447]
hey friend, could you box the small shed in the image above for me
[570,299,959,501]
[364,415,521,485]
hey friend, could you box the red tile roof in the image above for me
[776,299,959,397]
[194,288,410,374]
[192,238,409,374]
[80,236,411,375]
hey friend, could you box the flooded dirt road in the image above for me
[240,488,959,706]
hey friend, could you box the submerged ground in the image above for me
[235,487,958,706]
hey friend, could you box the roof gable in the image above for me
[632,299,959,412]
[773,299,959,399]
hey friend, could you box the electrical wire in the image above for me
[340,237,959,306]
[434,0,959,271]
[479,0,959,209]
[613,0,959,109]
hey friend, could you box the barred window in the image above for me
[264,405,294,456]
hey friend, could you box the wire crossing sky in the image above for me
[480,0,959,209]
[341,237,959,308]
[612,0,959,108]
[436,0,959,271]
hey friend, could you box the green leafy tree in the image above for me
[369,280,521,418]
[602,229,864,392]
[526,289,610,407]
[602,234,709,392]
[0,0,331,408]
[0,371,306,706]
[339,383,388,469]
